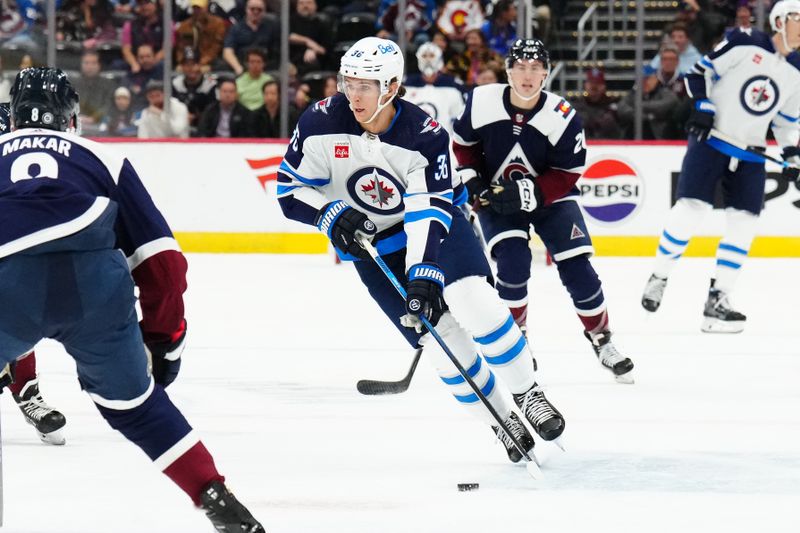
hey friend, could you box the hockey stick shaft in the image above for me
[709,129,794,168]
[357,236,534,463]
[357,347,422,395]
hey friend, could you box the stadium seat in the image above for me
[302,70,337,101]
[336,12,376,43]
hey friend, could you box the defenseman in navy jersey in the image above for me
[278,36,565,463]
[0,68,263,533]
[641,0,800,333]
[0,102,68,445]
[452,39,634,383]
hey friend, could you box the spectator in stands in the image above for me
[173,48,218,136]
[125,43,164,112]
[121,0,165,73]
[654,43,686,97]
[293,82,312,115]
[175,0,227,71]
[322,75,337,98]
[197,77,255,137]
[57,0,117,47]
[475,65,498,85]
[531,0,552,44]
[436,0,484,43]
[253,79,300,138]
[446,28,503,88]
[726,0,754,35]
[648,23,702,76]
[376,0,437,45]
[482,0,517,56]
[136,80,190,138]
[222,0,280,75]
[431,30,459,64]
[72,49,116,135]
[676,0,728,53]
[617,73,679,140]
[572,68,622,140]
[0,56,12,102]
[289,0,331,75]
[99,86,138,137]
[236,47,274,111]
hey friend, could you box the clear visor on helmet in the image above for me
[338,75,381,100]
[509,59,548,75]
[787,11,800,21]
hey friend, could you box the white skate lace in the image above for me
[518,387,557,427]
[599,341,626,368]
[494,414,526,449]
[20,394,55,422]
[644,275,666,301]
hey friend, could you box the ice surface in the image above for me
[2,254,798,532]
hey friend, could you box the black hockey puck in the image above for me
[457,483,479,492]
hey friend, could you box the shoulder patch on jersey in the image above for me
[553,98,572,118]
[312,96,333,114]
[420,115,443,134]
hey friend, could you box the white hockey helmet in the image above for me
[339,37,405,93]
[416,42,443,78]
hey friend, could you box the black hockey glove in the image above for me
[147,319,187,387]
[484,178,539,215]
[316,200,377,260]
[402,263,446,332]
[686,99,716,141]
[781,146,800,184]
[458,168,490,210]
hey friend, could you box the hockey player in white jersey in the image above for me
[452,39,634,382]
[641,0,800,333]
[278,36,565,464]
[404,42,466,135]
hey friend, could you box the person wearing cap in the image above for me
[135,79,190,139]
[173,48,218,136]
[176,0,227,71]
[571,67,622,139]
[99,86,138,137]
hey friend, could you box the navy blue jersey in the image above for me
[0,128,187,346]
[452,84,586,205]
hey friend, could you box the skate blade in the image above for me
[701,317,745,334]
[552,436,566,452]
[524,456,544,479]
[38,428,66,446]
[614,372,635,385]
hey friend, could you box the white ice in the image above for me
[2,254,799,533]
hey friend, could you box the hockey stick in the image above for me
[356,347,422,395]
[357,236,542,477]
[709,129,799,168]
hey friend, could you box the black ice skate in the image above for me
[585,330,635,384]
[200,480,265,533]
[12,378,66,445]
[513,384,565,441]
[492,411,535,463]
[641,274,668,312]
[701,281,746,334]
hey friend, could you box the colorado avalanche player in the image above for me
[452,39,634,382]
[641,0,800,333]
[0,103,68,445]
[404,42,465,135]
[0,68,263,532]
[277,36,565,463]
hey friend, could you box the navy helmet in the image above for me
[0,102,9,134]
[505,39,550,71]
[10,67,80,132]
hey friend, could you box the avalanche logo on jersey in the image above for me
[578,157,643,225]
[492,143,536,183]
[739,75,779,116]
[347,167,405,215]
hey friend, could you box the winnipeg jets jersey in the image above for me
[403,73,465,135]
[686,29,800,148]
[278,93,465,268]
[452,84,586,205]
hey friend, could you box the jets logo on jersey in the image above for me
[346,167,405,215]
[739,75,779,116]
[420,116,442,134]
[493,143,537,183]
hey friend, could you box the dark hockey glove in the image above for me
[316,200,377,260]
[458,168,490,210]
[485,178,539,215]
[686,99,716,141]
[146,319,187,387]
[401,263,446,332]
[781,146,800,184]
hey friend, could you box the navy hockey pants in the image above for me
[0,247,151,403]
